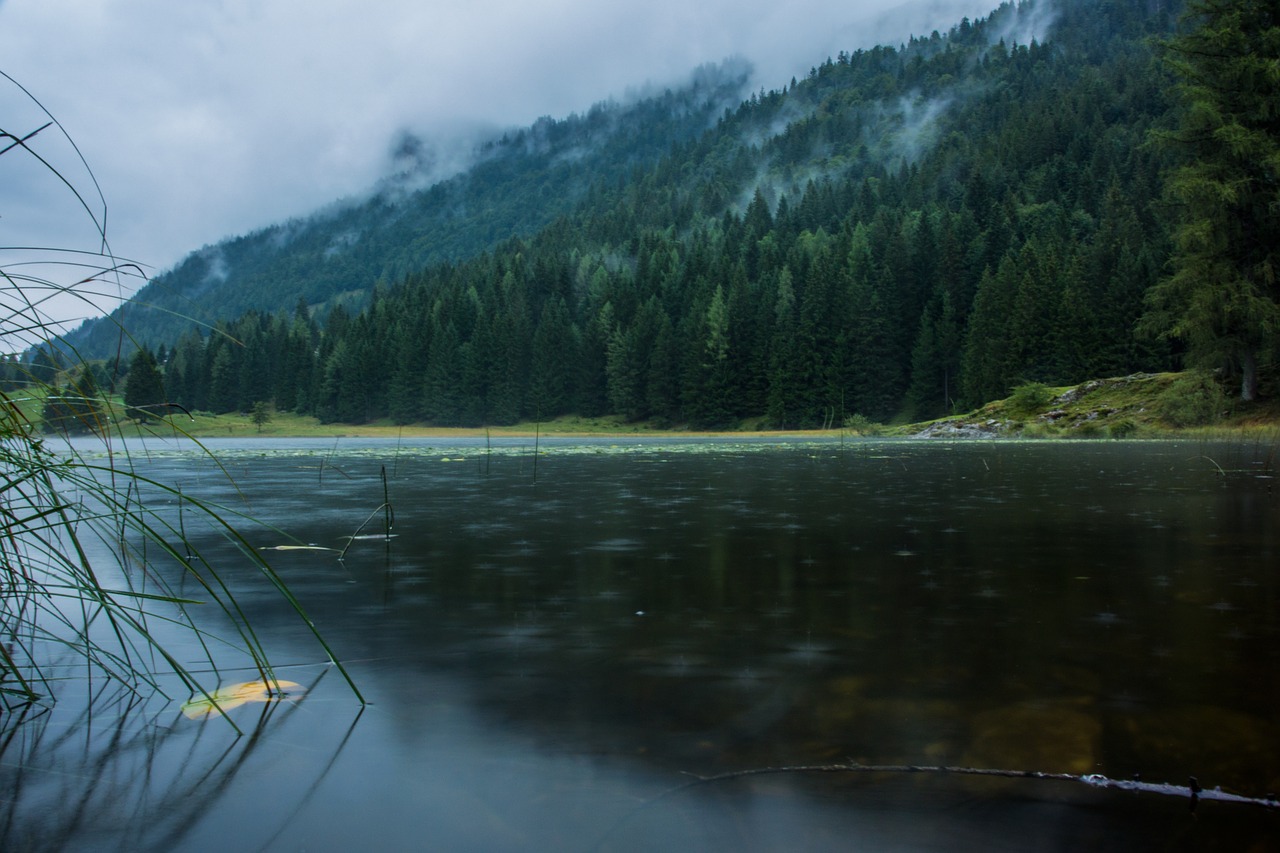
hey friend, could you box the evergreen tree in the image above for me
[0,354,23,391]
[206,339,239,413]
[907,289,962,418]
[527,297,577,418]
[646,311,681,423]
[960,259,1018,407]
[29,345,62,384]
[123,348,167,421]
[1144,0,1280,400]
[423,321,464,424]
[765,268,799,427]
[686,283,736,427]
[143,1,1190,423]
[277,308,318,413]
[164,331,207,412]
[41,385,104,434]
[577,302,613,417]
[250,401,272,433]
[234,317,273,411]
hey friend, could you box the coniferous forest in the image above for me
[56,0,1278,429]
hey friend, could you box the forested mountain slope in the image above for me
[131,0,1207,427]
[61,60,755,358]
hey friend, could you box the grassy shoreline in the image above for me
[131,411,832,441]
[44,370,1280,442]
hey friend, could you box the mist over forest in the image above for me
[36,0,1278,429]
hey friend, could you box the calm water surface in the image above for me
[4,437,1279,851]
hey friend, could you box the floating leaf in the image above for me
[181,679,304,719]
[259,545,338,552]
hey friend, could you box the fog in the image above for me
[0,0,1018,328]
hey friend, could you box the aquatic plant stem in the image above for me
[2,71,363,722]
[1194,455,1227,477]
[337,469,395,565]
[533,416,540,484]
[338,505,394,562]
[381,465,393,546]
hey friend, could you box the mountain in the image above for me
[73,0,1209,428]
[62,59,755,358]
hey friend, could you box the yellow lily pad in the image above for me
[181,679,304,719]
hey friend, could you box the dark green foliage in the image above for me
[41,369,106,435]
[843,413,885,436]
[1143,0,1280,401]
[0,355,27,392]
[142,1,1196,426]
[1108,418,1139,438]
[1008,381,1053,416]
[250,401,272,432]
[62,63,755,359]
[123,348,166,421]
[1156,370,1228,426]
[907,289,962,418]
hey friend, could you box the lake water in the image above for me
[4,436,1279,851]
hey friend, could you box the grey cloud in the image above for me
[0,0,1008,328]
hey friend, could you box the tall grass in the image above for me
[1,71,360,719]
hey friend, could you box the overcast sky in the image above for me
[1,0,1004,327]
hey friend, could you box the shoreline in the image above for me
[118,420,1280,443]
[130,423,848,441]
[94,371,1280,442]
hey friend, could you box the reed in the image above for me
[337,466,395,560]
[533,415,541,483]
[0,71,361,718]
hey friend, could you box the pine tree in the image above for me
[687,284,735,427]
[765,268,799,427]
[646,312,681,423]
[960,258,1018,407]
[1144,0,1280,400]
[423,321,463,424]
[527,297,577,418]
[907,289,962,418]
[164,331,206,411]
[206,340,239,414]
[387,319,426,424]
[123,348,167,421]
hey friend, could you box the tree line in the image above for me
[108,0,1275,427]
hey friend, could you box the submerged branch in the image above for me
[666,764,1279,810]
[597,763,1280,849]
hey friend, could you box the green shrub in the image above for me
[843,413,885,436]
[1008,381,1053,415]
[1019,421,1059,438]
[1074,420,1103,438]
[1108,418,1139,438]
[1157,371,1229,427]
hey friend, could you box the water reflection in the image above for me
[10,438,1280,849]
[0,668,352,852]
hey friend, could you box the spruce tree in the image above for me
[1145,0,1280,400]
[123,348,167,421]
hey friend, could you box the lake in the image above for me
[4,436,1278,851]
